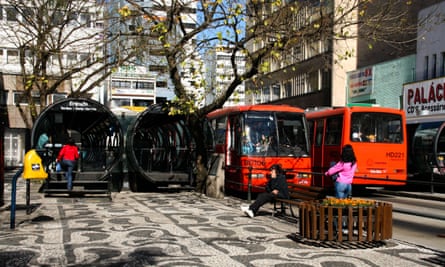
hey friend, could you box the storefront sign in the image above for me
[348,67,373,97]
[403,77,445,117]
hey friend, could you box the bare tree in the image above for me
[0,0,145,128]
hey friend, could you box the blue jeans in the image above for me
[61,159,76,190]
[334,182,352,231]
[335,181,352,199]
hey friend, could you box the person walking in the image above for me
[241,164,289,218]
[56,138,79,191]
[325,144,357,198]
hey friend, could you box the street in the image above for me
[364,192,445,252]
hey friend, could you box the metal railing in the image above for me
[225,165,445,202]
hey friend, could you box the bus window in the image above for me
[315,119,324,146]
[241,111,308,156]
[351,113,403,143]
[325,116,342,145]
[276,112,308,156]
[242,112,275,155]
[213,117,227,145]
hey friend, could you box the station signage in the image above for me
[58,100,98,112]
[403,77,445,117]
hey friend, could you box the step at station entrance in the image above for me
[31,98,124,198]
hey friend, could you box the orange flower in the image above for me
[321,197,374,207]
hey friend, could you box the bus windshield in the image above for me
[242,111,309,156]
[351,112,403,143]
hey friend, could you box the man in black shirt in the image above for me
[241,164,289,218]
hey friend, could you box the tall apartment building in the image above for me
[204,46,246,107]
[106,0,200,109]
[245,0,441,109]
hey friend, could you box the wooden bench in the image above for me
[273,184,327,217]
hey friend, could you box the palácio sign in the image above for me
[403,77,445,117]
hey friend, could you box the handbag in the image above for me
[56,162,62,172]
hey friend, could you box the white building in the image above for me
[204,46,246,107]
[107,0,200,108]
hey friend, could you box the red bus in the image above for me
[207,104,312,193]
[306,106,407,188]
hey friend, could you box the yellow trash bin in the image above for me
[23,149,48,179]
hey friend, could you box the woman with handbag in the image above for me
[325,144,357,199]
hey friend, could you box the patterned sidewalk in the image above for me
[0,179,444,267]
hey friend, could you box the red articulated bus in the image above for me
[306,106,407,188]
[207,104,312,193]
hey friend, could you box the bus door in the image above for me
[311,119,324,186]
[321,116,343,187]
[224,115,242,190]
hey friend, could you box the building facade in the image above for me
[105,0,200,109]
[204,46,246,107]
[245,0,441,110]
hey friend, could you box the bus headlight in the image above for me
[296,173,311,178]
[250,173,265,179]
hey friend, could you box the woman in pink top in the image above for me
[325,144,357,199]
[57,138,79,190]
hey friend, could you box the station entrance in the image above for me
[125,104,196,192]
[408,121,445,180]
[31,98,124,196]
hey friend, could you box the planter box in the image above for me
[298,200,392,242]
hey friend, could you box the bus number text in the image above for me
[386,152,404,159]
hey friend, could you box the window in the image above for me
[307,70,319,92]
[7,50,19,64]
[112,80,131,88]
[325,116,342,145]
[66,53,77,65]
[52,11,64,25]
[13,92,40,105]
[315,119,324,146]
[156,81,167,88]
[432,54,437,78]
[149,65,167,72]
[149,48,165,56]
[6,7,17,22]
[79,53,91,65]
[441,52,445,77]
[133,99,152,107]
[135,81,154,89]
[80,12,91,27]
[212,117,227,145]
[351,112,403,143]
[24,49,33,63]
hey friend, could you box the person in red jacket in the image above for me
[57,138,79,190]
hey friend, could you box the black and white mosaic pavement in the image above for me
[0,180,444,267]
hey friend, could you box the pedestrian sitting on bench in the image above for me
[241,164,289,218]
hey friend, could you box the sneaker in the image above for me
[245,209,254,218]
[240,205,249,212]
[342,229,349,235]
